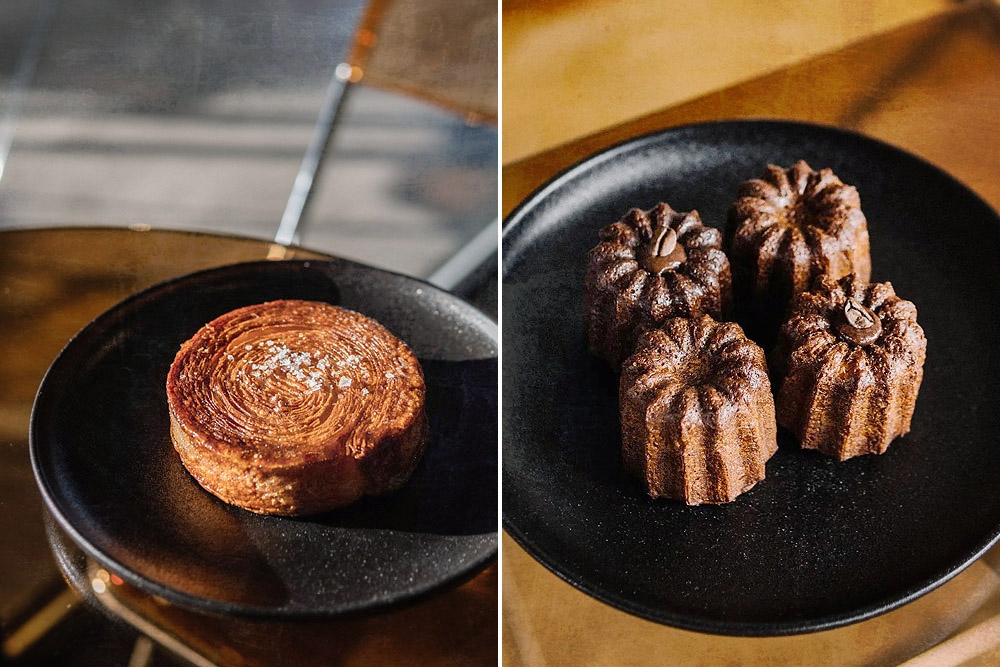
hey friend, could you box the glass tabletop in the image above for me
[0,227,497,665]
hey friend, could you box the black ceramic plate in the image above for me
[502,119,1000,636]
[31,259,497,617]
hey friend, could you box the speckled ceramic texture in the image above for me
[502,120,1000,635]
[31,259,497,618]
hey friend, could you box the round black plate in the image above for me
[31,259,497,618]
[502,120,1000,635]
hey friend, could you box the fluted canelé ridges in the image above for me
[727,160,871,322]
[584,202,732,368]
[620,315,777,505]
[774,275,926,460]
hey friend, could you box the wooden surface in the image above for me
[502,0,950,164]
[504,2,1000,217]
[502,2,1000,665]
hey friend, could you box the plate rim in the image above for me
[501,118,1000,636]
[30,257,498,619]
[503,117,999,246]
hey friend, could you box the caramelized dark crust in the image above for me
[584,203,733,367]
[774,275,926,460]
[727,160,871,328]
[166,299,428,515]
[620,315,777,505]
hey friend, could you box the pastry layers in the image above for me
[166,299,428,515]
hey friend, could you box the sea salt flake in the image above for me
[338,376,352,388]
[304,372,324,393]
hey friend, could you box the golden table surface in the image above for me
[0,228,497,666]
[501,2,1000,665]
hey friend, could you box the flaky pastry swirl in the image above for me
[166,299,428,515]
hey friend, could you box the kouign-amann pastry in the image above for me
[619,315,777,505]
[584,202,732,367]
[727,160,871,329]
[773,275,926,460]
[166,299,428,516]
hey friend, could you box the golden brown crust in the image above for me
[165,299,428,515]
[584,202,733,367]
[727,161,871,327]
[619,315,777,505]
[774,275,926,460]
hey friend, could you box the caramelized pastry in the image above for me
[619,315,777,505]
[166,299,428,515]
[727,160,871,337]
[773,275,926,460]
[584,202,732,367]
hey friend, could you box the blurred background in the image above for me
[0,0,497,281]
